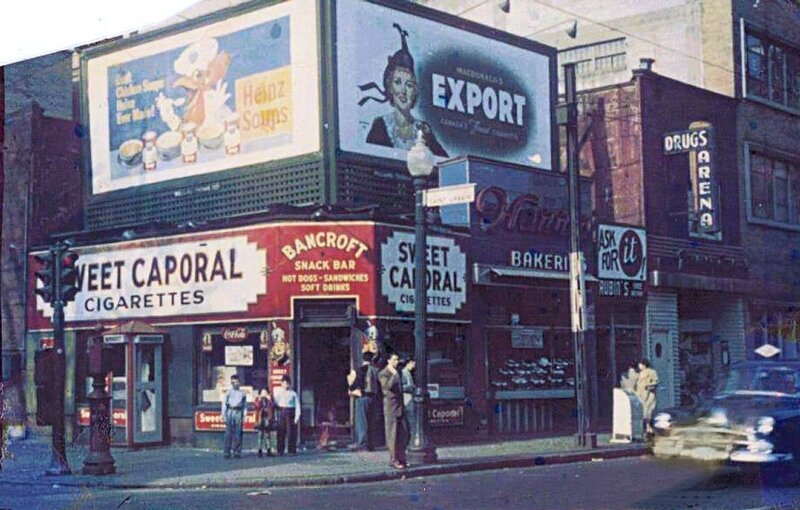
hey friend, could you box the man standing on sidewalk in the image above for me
[221,375,247,459]
[401,356,416,447]
[349,351,379,451]
[274,375,301,455]
[636,359,659,436]
[379,353,407,469]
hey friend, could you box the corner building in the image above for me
[23,0,569,447]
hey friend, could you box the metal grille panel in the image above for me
[337,164,415,209]
[86,160,324,230]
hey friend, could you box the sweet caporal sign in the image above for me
[35,236,267,321]
[380,231,467,315]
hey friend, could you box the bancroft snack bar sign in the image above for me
[34,236,267,322]
[597,224,647,299]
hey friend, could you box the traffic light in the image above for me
[34,252,55,304]
[58,246,80,303]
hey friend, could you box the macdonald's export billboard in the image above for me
[336,0,554,169]
[85,0,320,195]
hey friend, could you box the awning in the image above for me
[473,263,599,285]
[650,270,752,294]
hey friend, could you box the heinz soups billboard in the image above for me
[85,0,320,195]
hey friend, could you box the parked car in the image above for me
[652,360,800,484]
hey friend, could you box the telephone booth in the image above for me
[101,321,167,447]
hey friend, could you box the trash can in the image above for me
[610,388,644,443]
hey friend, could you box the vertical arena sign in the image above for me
[663,123,719,234]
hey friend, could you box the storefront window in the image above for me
[744,28,800,111]
[749,306,799,360]
[488,328,575,393]
[199,327,269,404]
[385,323,466,395]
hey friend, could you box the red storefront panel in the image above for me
[27,222,379,330]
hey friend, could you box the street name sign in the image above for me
[423,184,476,208]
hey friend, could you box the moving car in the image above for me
[652,360,800,484]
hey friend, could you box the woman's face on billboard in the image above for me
[390,67,418,114]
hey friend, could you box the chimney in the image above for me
[639,58,655,71]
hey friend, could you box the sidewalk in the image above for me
[0,434,647,489]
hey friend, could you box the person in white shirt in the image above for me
[273,375,300,455]
[221,375,247,459]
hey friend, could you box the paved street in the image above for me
[2,457,799,510]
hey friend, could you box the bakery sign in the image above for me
[381,231,467,315]
[597,224,646,299]
[34,235,266,322]
[663,124,719,234]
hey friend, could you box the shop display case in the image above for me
[486,327,577,434]
[488,328,576,398]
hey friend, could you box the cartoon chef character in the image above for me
[171,38,232,128]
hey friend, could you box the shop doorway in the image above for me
[679,332,715,407]
[298,326,353,445]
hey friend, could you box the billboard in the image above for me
[336,0,554,169]
[86,0,320,195]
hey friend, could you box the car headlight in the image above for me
[653,412,672,430]
[748,439,774,454]
[706,408,728,427]
[756,416,775,435]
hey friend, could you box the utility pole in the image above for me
[562,63,592,448]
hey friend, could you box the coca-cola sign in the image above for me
[222,327,248,342]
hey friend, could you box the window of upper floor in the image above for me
[743,26,800,113]
[745,144,800,231]
[558,37,627,84]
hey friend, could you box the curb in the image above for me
[0,446,648,490]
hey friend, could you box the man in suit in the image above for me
[379,353,407,469]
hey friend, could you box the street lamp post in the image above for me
[406,130,438,464]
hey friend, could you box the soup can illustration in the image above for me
[142,131,158,171]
